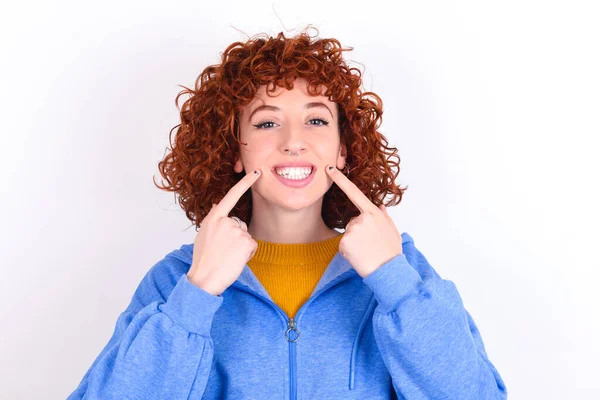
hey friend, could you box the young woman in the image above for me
[68,27,507,399]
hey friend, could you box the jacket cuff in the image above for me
[159,274,224,336]
[362,253,423,313]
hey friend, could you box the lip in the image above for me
[272,165,316,188]
[271,161,316,170]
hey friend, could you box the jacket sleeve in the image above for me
[362,241,507,400]
[67,257,223,400]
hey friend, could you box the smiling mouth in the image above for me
[273,167,314,179]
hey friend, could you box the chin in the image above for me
[261,190,324,211]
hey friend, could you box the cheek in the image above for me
[315,143,342,161]
[241,132,340,163]
[242,135,278,153]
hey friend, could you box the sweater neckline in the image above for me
[251,233,344,265]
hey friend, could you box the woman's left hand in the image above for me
[325,165,404,279]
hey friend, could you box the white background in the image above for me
[1,0,598,398]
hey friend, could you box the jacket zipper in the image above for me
[231,269,356,400]
[286,318,299,400]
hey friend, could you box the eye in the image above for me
[309,118,330,126]
[252,118,330,130]
[253,120,277,129]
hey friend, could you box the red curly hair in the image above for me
[154,26,408,231]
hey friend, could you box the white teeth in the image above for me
[275,167,312,180]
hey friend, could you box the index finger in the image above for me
[325,165,378,214]
[212,169,261,217]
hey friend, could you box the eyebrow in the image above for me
[248,102,334,122]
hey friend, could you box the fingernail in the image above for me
[254,170,260,175]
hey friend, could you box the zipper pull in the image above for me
[285,318,300,342]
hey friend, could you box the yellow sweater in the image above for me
[247,232,344,320]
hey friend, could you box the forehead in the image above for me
[246,78,332,106]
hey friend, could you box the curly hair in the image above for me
[154,25,408,231]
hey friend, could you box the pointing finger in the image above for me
[325,165,378,214]
[212,169,261,218]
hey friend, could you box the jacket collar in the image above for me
[172,232,414,302]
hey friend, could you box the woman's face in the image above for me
[234,78,347,210]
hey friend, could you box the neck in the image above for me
[247,198,339,244]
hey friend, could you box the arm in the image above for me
[362,242,507,400]
[67,257,223,400]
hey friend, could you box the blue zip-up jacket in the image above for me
[67,232,507,399]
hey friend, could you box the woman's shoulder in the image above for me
[401,232,443,281]
[124,244,194,313]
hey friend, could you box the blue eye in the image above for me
[253,118,330,130]
[253,120,277,129]
[309,118,330,126]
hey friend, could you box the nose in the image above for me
[280,125,308,155]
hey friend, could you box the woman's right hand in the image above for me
[186,169,262,296]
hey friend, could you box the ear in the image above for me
[337,140,348,170]
[234,155,244,173]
